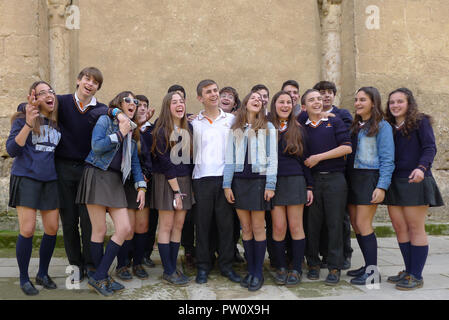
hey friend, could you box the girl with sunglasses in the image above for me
[7,81,61,296]
[76,91,147,296]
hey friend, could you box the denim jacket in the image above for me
[223,121,278,190]
[353,119,395,190]
[85,115,146,189]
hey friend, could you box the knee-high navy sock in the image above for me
[291,238,305,273]
[398,241,411,273]
[272,239,287,269]
[16,234,33,286]
[37,233,56,278]
[90,241,104,269]
[132,233,148,266]
[254,240,267,280]
[116,240,131,269]
[170,241,180,271]
[361,233,377,268]
[158,243,174,275]
[242,239,255,276]
[410,244,428,280]
[356,234,367,266]
[93,240,121,281]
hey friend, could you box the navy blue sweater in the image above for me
[304,117,352,173]
[55,94,108,161]
[140,124,153,179]
[151,124,193,179]
[393,116,436,178]
[6,117,61,181]
[277,130,313,188]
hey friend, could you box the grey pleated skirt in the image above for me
[76,166,128,208]
[272,175,308,206]
[384,175,444,207]
[232,177,273,211]
[150,173,195,211]
[347,169,380,205]
[9,175,59,210]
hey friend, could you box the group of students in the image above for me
[7,66,443,297]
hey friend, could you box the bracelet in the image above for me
[417,165,427,173]
[137,187,147,193]
[112,108,122,118]
[25,121,33,129]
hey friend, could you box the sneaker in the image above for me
[88,277,114,296]
[273,268,288,285]
[286,270,302,287]
[325,269,341,286]
[307,265,320,280]
[395,274,423,291]
[387,270,408,284]
[115,266,133,281]
[133,264,149,280]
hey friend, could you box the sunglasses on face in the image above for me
[36,89,56,97]
[123,97,139,105]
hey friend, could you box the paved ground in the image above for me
[0,236,448,300]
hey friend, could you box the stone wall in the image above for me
[0,0,448,228]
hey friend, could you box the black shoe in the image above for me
[35,274,57,289]
[221,269,242,283]
[21,281,39,296]
[248,275,264,291]
[342,257,351,270]
[395,274,423,291]
[143,257,156,268]
[115,266,133,281]
[325,269,341,286]
[273,267,288,285]
[347,265,366,277]
[88,277,114,296]
[132,264,149,280]
[107,276,125,292]
[286,270,302,287]
[195,269,208,284]
[240,273,253,288]
[307,265,320,280]
[234,251,245,264]
[387,270,408,284]
[350,271,381,286]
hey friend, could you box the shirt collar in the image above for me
[74,92,97,110]
[140,121,152,132]
[198,108,227,122]
[325,106,334,113]
[306,117,328,127]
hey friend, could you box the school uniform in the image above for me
[54,93,108,274]
[191,109,236,276]
[384,116,443,207]
[304,116,351,271]
[6,115,61,292]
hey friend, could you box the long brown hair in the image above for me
[385,87,432,137]
[269,91,304,157]
[231,92,267,132]
[151,92,192,156]
[350,86,384,137]
[11,81,59,136]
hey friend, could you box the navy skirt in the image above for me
[9,175,59,211]
[272,175,307,206]
[232,177,273,211]
[384,175,444,207]
[347,169,379,205]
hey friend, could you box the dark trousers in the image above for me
[55,158,93,270]
[145,208,159,257]
[193,177,234,273]
[181,208,195,255]
[319,210,353,259]
[306,172,347,270]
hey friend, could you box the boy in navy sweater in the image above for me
[301,89,352,285]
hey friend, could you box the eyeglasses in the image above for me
[123,97,139,105]
[36,89,56,97]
